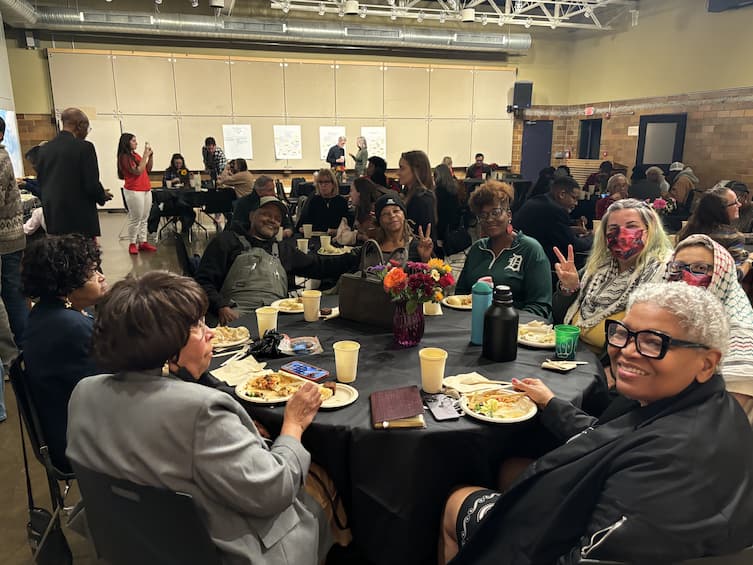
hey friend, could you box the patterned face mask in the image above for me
[667,269,712,289]
[606,226,645,261]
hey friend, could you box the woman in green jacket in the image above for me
[455,180,552,318]
[350,136,368,177]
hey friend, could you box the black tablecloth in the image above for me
[212,298,602,565]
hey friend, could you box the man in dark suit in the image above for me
[37,108,112,237]
[513,175,592,269]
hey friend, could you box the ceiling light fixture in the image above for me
[281,0,290,13]
[344,0,359,15]
[191,0,198,6]
[416,10,424,22]
[480,13,488,25]
[390,8,397,20]
[358,5,366,17]
[154,0,162,5]
[338,6,344,17]
[318,2,325,15]
[524,17,532,28]
[439,11,446,23]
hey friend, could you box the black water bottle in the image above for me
[482,285,519,362]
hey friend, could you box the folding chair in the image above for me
[173,232,201,277]
[201,189,236,233]
[9,355,76,560]
[70,462,221,565]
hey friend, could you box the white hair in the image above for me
[627,283,729,357]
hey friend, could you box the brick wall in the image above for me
[16,113,58,174]
[511,87,753,189]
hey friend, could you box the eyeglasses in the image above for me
[666,261,714,277]
[476,208,508,222]
[726,199,741,207]
[605,319,709,360]
[191,317,210,340]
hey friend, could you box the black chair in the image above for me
[173,232,200,277]
[70,462,221,565]
[580,547,753,565]
[201,189,236,232]
[9,355,75,554]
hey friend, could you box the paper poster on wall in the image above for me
[273,125,302,160]
[0,109,24,177]
[360,126,386,159]
[627,126,639,137]
[223,124,253,159]
[319,126,346,160]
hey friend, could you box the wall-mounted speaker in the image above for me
[513,81,533,109]
[17,30,39,50]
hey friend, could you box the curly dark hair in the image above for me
[22,235,101,299]
[468,180,514,215]
[92,271,208,372]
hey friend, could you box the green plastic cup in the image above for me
[554,324,581,361]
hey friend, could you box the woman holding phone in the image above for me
[117,133,156,255]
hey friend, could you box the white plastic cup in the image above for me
[333,340,360,383]
[276,226,284,241]
[255,306,278,338]
[320,234,332,250]
[419,347,448,393]
[423,301,442,316]
[297,238,309,253]
[301,289,322,322]
[303,224,313,238]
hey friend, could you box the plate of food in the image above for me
[235,371,335,405]
[317,245,352,256]
[320,382,359,409]
[211,325,251,349]
[271,297,304,314]
[442,295,472,310]
[518,320,556,349]
[460,389,537,424]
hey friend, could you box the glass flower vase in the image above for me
[393,300,425,348]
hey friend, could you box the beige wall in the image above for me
[567,0,753,104]
[0,15,16,110]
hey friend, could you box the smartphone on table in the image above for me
[280,361,330,382]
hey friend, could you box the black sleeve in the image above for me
[280,239,360,281]
[407,192,436,234]
[194,233,240,314]
[540,397,597,444]
[295,196,314,231]
[81,142,107,205]
[325,146,337,167]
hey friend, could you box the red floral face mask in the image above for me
[606,226,645,261]
[672,270,712,288]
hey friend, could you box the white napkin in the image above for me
[211,356,267,385]
[443,372,511,394]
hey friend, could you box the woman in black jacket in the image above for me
[399,150,436,235]
[441,283,753,565]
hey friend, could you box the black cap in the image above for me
[374,194,407,222]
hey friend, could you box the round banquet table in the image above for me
[211,297,604,565]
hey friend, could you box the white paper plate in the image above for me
[270,298,304,314]
[442,295,472,310]
[517,336,555,349]
[317,246,352,256]
[235,372,336,405]
[460,394,537,424]
[320,383,358,409]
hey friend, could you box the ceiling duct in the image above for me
[0,0,531,53]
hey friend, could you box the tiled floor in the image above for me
[0,211,213,565]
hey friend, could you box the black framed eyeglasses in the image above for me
[726,199,741,208]
[605,319,709,360]
[666,261,714,277]
[476,208,508,222]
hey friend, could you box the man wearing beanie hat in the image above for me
[196,196,358,324]
[667,162,699,208]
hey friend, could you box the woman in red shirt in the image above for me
[117,133,155,255]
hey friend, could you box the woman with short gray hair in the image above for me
[441,282,753,565]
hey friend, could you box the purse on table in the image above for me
[339,239,396,329]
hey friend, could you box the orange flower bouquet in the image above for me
[370,258,455,315]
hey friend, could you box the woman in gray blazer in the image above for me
[66,271,332,565]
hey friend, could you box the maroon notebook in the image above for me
[369,385,426,429]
